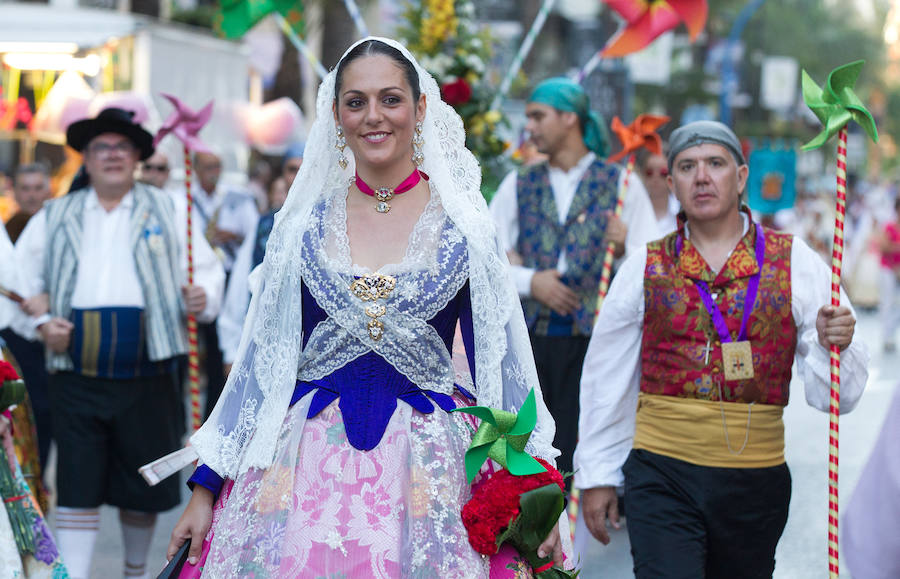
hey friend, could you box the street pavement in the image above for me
[40,309,894,577]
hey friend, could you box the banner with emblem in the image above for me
[747,146,796,215]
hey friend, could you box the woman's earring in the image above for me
[336,126,348,170]
[412,121,425,166]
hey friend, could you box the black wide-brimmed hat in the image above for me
[66,107,155,160]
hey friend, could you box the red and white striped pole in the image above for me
[184,144,202,432]
[827,126,847,578]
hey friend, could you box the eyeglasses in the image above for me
[87,141,136,156]
[143,163,169,172]
[644,168,669,178]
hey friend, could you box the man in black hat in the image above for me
[14,107,225,579]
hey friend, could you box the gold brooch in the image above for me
[349,273,396,341]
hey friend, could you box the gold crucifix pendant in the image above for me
[722,341,754,381]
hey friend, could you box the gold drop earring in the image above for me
[411,121,424,166]
[336,126,348,170]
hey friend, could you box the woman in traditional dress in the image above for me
[167,37,566,578]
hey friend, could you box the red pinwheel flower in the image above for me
[607,113,670,162]
[442,78,473,107]
[601,0,708,58]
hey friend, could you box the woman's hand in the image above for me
[167,486,214,566]
[537,523,564,567]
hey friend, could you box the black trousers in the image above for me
[199,321,225,419]
[624,449,792,579]
[0,328,52,469]
[48,371,182,512]
[529,334,591,482]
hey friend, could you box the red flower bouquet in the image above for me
[441,78,473,106]
[454,390,578,578]
[0,360,25,410]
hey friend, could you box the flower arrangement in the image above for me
[0,360,24,410]
[398,0,511,199]
[0,360,32,554]
[453,389,578,577]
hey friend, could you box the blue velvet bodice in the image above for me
[190,276,475,496]
[292,280,475,451]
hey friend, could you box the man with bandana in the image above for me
[490,78,658,481]
[574,120,869,578]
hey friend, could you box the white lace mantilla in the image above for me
[191,36,560,479]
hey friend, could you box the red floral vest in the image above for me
[641,220,797,405]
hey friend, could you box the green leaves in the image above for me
[453,388,547,483]
[801,60,878,151]
[0,379,25,410]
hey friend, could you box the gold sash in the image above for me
[633,392,785,468]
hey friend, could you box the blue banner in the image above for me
[747,148,796,214]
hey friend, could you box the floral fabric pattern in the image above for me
[515,160,620,336]
[641,222,797,404]
[0,427,68,578]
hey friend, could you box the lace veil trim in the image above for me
[191,36,559,478]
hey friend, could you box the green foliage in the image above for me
[397,0,513,200]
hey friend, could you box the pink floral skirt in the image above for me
[178,397,537,578]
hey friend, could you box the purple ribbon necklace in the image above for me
[677,222,766,454]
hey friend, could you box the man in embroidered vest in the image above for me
[490,78,658,480]
[14,107,225,579]
[574,120,869,578]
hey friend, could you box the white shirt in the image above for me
[573,231,869,490]
[490,153,661,296]
[655,193,681,236]
[217,213,259,364]
[177,183,259,273]
[15,187,225,326]
[0,226,29,336]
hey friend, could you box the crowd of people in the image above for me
[0,34,896,579]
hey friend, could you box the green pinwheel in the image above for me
[215,0,305,39]
[801,60,878,151]
[453,389,547,483]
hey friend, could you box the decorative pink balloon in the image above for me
[245,97,303,149]
[89,92,155,125]
[154,93,214,153]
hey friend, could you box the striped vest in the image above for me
[640,220,797,405]
[44,184,188,373]
[516,160,619,336]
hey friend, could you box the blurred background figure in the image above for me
[636,148,678,235]
[218,144,303,378]
[182,150,258,417]
[1,162,54,470]
[843,382,900,579]
[6,163,52,243]
[877,197,900,352]
[139,151,172,191]
[247,159,272,213]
